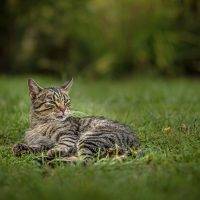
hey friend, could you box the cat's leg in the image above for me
[13,135,54,157]
[47,134,78,158]
[76,133,109,164]
[13,143,52,157]
[76,131,135,164]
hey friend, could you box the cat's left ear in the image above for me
[61,78,73,92]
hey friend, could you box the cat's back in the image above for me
[79,116,134,134]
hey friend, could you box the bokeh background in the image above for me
[0,0,200,78]
[0,2,200,199]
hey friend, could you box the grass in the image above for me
[0,75,199,200]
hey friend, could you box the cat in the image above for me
[13,78,141,164]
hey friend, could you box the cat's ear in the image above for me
[28,79,43,101]
[61,78,73,92]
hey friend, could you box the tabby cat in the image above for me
[13,78,140,164]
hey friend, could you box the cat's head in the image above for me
[28,78,73,121]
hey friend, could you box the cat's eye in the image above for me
[64,99,70,106]
[45,101,55,106]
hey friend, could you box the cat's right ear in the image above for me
[28,79,43,101]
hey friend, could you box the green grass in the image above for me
[0,75,199,200]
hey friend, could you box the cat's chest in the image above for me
[28,120,78,137]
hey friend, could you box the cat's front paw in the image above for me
[13,143,30,157]
[47,146,68,158]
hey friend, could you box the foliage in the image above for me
[0,0,199,77]
[0,76,199,199]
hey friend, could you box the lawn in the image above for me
[0,75,199,200]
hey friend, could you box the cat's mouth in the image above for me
[56,114,68,121]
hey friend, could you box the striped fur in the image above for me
[13,79,140,163]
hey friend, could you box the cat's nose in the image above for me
[58,105,66,114]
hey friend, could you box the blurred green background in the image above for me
[0,0,199,78]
